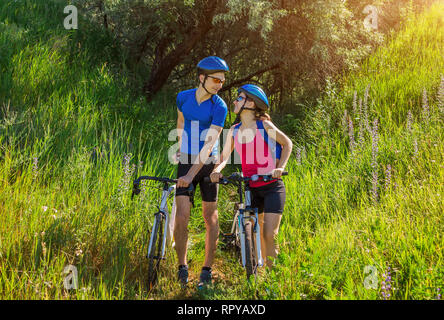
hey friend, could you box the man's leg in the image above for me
[202,201,219,268]
[174,195,192,266]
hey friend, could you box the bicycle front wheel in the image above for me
[243,219,257,280]
[147,213,165,290]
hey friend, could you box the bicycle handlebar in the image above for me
[131,175,194,200]
[204,171,288,185]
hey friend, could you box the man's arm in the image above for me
[189,124,223,175]
[176,109,184,158]
[176,124,223,187]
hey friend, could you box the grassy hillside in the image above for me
[1,0,443,299]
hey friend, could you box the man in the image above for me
[174,56,229,288]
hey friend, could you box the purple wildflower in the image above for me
[358,102,365,149]
[371,171,378,203]
[363,86,371,134]
[296,147,302,165]
[381,266,392,300]
[437,288,441,300]
[118,153,136,198]
[438,75,444,113]
[413,138,418,158]
[371,118,379,203]
[406,110,413,132]
[352,91,358,116]
[33,157,38,179]
[364,85,370,112]
[342,109,348,134]
[422,88,430,125]
[385,164,392,191]
[348,117,356,153]
[371,119,379,158]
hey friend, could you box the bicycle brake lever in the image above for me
[131,181,141,200]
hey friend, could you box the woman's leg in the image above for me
[261,213,282,269]
[258,213,266,267]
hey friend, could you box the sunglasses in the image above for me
[235,95,251,102]
[207,75,225,85]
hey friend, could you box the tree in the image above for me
[73,0,431,107]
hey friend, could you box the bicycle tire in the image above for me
[233,209,241,249]
[147,213,164,290]
[243,219,257,279]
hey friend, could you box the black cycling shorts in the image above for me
[250,179,286,214]
[175,154,218,203]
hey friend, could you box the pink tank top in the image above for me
[233,121,280,188]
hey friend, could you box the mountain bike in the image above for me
[205,171,287,279]
[131,175,194,290]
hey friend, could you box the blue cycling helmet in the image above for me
[197,56,229,74]
[238,84,269,110]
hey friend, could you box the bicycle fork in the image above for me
[147,185,175,260]
[238,190,264,268]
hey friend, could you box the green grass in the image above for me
[1,0,443,300]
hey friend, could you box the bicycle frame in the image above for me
[132,175,194,289]
[147,183,176,260]
[235,183,264,268]
[221,175,263,269]
[220,172,287,271]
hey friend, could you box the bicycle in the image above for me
[131,175,194,290]
[205,171,288,279]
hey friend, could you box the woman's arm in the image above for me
[210,126,235,182]
[263,120,293,176]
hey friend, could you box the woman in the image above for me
[210,84,293,269]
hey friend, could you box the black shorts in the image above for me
[175,155,218,203]
[250,180,286,214]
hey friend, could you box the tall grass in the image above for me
[1,0,443,300]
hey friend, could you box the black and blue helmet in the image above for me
[197,56,229,74]
[238,84,269,110]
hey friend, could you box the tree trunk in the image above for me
[142,1,220,103]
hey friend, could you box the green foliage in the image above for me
[1,0,443,300]
[71,0,433,107]
[214,0,286,39]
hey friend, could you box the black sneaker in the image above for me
[197,268,212,289]
[178,265,188,288]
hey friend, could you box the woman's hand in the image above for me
[210,172,223,183]
[271,168,284,179]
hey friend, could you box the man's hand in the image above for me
[210,172,223,183]
[271,168,284,179]
[177,174,193,188]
